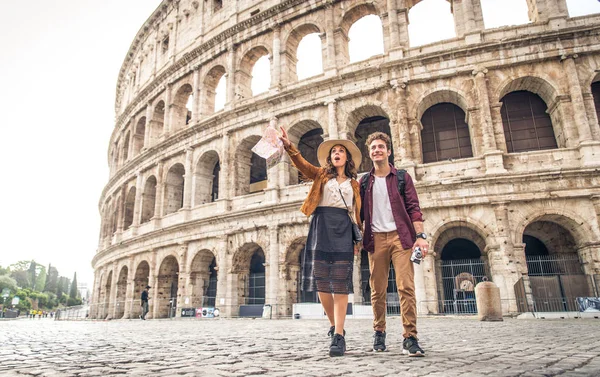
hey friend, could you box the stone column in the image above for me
[526,0,568,26]
[267,225,280,317]
[226,45,237,108]
[386,0,400,49]
[562,55,593,143]
[353,253,362,305]
[175,243,189,318]
[397,1,410,49]
[144,103,153,149]
[391,80,414,168]
[191,67,200,123]
[182,148,193,210]
[149,253,158,320]
[414,257,428,314]
[461,0,484,43]
[115,186,127,243]
[131,172,143,235]
[109,262,119,319]
[163,84,172,136]
[489,103,508,153]
[215,236,229,315]
[153,162,165,227]
[323,3,337,75]
[408,118,422,168]
[422,253,438,314]
[123,259,135,319]
[270,25,281,90]
[325,100,339,139]
[216,133,231,211]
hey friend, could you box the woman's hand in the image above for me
[354,243,361,256]
[279,126,291,148]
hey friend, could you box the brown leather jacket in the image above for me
[286,144,362,228]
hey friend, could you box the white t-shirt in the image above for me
[371,176,397,232]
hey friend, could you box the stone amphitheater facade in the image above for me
[91,0,600,320]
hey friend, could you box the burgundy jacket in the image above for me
[359,165,424,252]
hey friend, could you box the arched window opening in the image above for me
[421,103,473,163]
[194,151,220,206]
[189,251,217,308]
[133,261,149,318]
[251,55,270,96]
[212,161,220,202]
[215,75,226,111]
[566,0,600,17]
[354,116,394,173]
[122,132,130,162]
[164,164,185,215]
[297,128,323,181]
[348,15,384,63]
[592,81,600,130]
[156,256,179,318]
[408,0,455,47]
[501,91,557,153]
[250,153,267,193]
[439,237,488,314]
[480,0,529,29]
[185,95,193,125]
[151,101,165,144]
[205,257,218,307]
[123,187,136,230]
[523,221,590,311]
[133,117,146,156]
[115,266,128,319]
[296,33,323,80]
[248,250,265,305]
[101,272,112,319]
[141,176,156,223]
[172,84,193,131]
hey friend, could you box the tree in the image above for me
[44,265,59,293]
[69,272,78,299]
[0,265,9,275]
[10,270,30,289]
[56,276,70,298]
[28,261,37,290]
[0,275,18,293]
[35,266,47,294]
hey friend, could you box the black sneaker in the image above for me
[329,334,346,357]
[373,331,386,352]
[327,326,345,337]
[402,336,425,357]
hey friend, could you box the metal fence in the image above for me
[439,258,488,314]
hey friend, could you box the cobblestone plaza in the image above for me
[2,317,599,376]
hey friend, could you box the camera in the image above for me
[410,247,423,264]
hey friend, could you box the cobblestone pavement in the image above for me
[1,317,600,376]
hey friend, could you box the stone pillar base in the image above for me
[579,141,600,168]
[216,198,231,212]
[484,150,507,175]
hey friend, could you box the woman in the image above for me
[279,126,362,357]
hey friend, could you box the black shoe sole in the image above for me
[402,349,424,357]
[329,349,345,357]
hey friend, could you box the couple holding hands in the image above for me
[279,127,429,357]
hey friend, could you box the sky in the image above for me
[0,0,599,292]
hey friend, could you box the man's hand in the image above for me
[413,238,429,257]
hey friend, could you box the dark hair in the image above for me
[324,144,357,179]
[366,132,392,151]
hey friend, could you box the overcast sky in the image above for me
[0,0,598,291]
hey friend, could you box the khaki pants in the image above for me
[369,231,417,339]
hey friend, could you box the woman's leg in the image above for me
[318,292,335,326]
[333,294,349,335]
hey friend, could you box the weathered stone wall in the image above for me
[92,0,600,319]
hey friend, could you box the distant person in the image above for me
[140,285,151,320]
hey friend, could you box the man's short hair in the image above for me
[366,132,392,151]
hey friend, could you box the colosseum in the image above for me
[91,0,600,320]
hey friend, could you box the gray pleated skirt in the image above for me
[301,206,354,295]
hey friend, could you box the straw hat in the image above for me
[317,139,362,168]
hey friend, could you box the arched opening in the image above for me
[163,163,185,215]
[122,132,130,163]
[94,273,103,319]
[156,255,179,318]
[203,65,227,114]
[102,271,113,319]
[248,250,266,305]
[123,187,136,230]
[141,176,156,223]
[523,220,591,311]
[110,196,120,236]
[235,136,267,195]
[285,121,324,186]
[115,266,128,319]
[172,84,193,132]
[435,225,489,314]
[133,261,150,318]
[133,117,146,156]
[151,100,165,144]
[421,103,473,163]
[233,243,266,317]
[408,0,455,47]
[348,15,384,63]
[189,250,218,308]
[194,151,220,206]
[354,116,394,173]
[591,81,600,131]
[296,33,322,80]
[238,46,270,99]
[480,0,529,29]
[501,91,557,153]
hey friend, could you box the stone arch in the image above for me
[283,23,324,83]
[513,209,595,249]
[151,100,166,145]
[141,176,157,223]
[115,265,128,319]
[339,3,384,65]
[94,272,104,319]
[202,65,227,114]
[123,186,136,230]
[163,163,185,215]
[122,131,130,163]
[193,150,220,206]
[237,45,271,99]
[408,0,456,47]
[234,135,265,196]
[133,116,146,156]
[102,270,113,319]
[231,242,267,315]
[172,83,194,132]
[156,254,180,318]
[132,260,150,318]
[189,249,218,308]
[414,88,471,122]
[286,119,325,185]
[344,103,393,172]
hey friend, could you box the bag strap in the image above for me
[338,188,357,225]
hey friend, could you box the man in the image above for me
[359,132,429,357]
[140,285,150,320]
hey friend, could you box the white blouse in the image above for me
[318,178,354,210]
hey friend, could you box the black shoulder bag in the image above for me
[339,188,362,244]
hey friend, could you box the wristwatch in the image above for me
[416,232,427,240]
